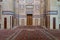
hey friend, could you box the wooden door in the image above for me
[27,14,32,25]
[53,18,56,29]
[12,16,14,28]
[4,18,7,29]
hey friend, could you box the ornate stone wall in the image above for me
[14,0,50,27]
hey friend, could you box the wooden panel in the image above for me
[27,14,32,25]
[4,18,7,29]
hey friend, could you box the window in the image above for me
[0,0,2,2]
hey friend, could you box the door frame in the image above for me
[4,18,7,29]
[27,14,33,26]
